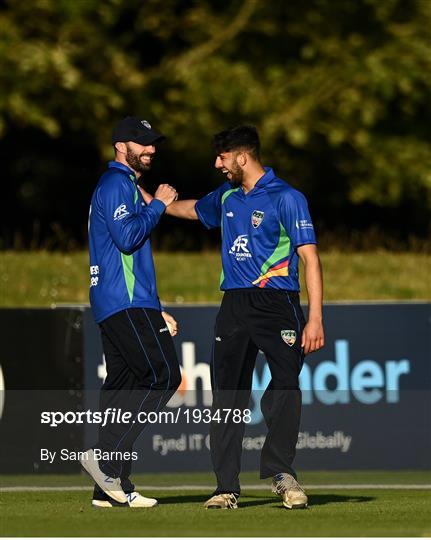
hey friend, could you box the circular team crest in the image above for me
[281,329,296,346]
[252,210,264,228]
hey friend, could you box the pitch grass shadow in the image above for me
[158,494,210,505]
[308,494,374,506]
[240,493,374,508]
[157,493,374,507]
[157,494,274,507]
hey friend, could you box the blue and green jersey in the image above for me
[88,161,166,323]
[195,167,316,291]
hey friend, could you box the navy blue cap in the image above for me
[112,116,165,145]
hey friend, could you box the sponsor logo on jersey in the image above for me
[281,329,296,346]
[298,219,314,230]
[90,265,99,287]
[113,204,129,221]
[229,235,252,261]
[251,210,264,228]
[226,211,234,218]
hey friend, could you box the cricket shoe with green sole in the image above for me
[204,493,239,509]
[272,473,308,509]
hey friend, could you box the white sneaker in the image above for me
[126,492,158,508]
[92,491,158,508]
[80,449,127,504]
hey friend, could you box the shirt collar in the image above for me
[243,166,275,195]
[108,161,136,180]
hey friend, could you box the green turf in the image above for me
[1,489,430,537]
[1,470,431,487]
[1,250,430,306]
[1,472,430,536]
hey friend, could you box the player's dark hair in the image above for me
[212,125,260,160]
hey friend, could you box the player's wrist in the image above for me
[149,198,167,215]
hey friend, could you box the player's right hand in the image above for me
[154,184,178,206]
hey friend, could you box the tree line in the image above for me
[2,0,430,250]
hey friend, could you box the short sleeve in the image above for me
[195,184,229,229]
[279,190,317,247]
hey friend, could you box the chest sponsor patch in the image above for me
[281,329,296,346]
[229,234,252,261]
[252,210,264,228]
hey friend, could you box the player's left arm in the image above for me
[297,244,325,354]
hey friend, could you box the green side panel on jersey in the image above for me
[219,268,225,287]
[120,188,138,302]
[260,223,291,274]
[220,211,225,287]
[219,189,238,287]
[121,252,135,302]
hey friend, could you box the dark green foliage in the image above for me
[1,0,430,248]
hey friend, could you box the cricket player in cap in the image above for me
[81,116,181,508]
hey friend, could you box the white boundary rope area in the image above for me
[1,484,431,492]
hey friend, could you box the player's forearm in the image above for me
[303,253,323,322]
[165,199,198,220]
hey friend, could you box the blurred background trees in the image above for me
[1,0,430,250]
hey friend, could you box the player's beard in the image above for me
[227,160,244,187]
[125,145,152,173]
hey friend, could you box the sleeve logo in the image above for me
[297,219,314,230]
[90,265,99,287]
[113,204,129,221]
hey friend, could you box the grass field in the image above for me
[1,250,430,307]
[1,471,430,536]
